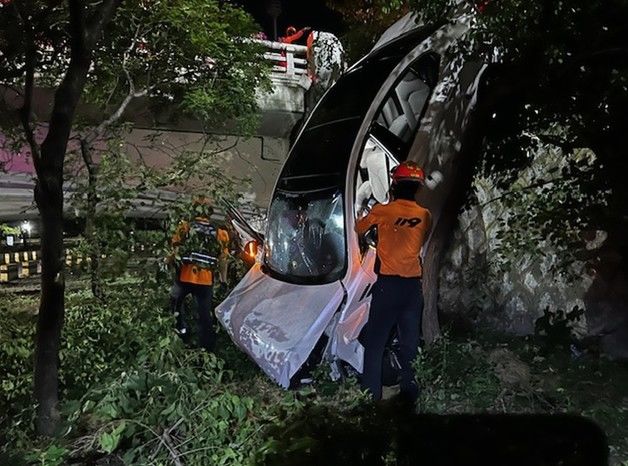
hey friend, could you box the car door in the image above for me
[332,53,440,372]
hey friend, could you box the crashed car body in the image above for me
[217,6,487,388]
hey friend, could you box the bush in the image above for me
[4,288,626,465]
[59,287,172,400]
[414,338,503,413]
[61,350,265,465]
[0,286,169,414]
[0,284,173,449]
[0,299,36,419]
[1,281,368,465]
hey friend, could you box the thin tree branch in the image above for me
[160,430,184,466]
[104,74,121,107]
[479,176,567,208]
[82,25,162,147]
[79,138,95,176]
[194,136,238,165]
[13,0,41,167]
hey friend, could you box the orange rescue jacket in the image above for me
[356,199,431,278]
[171,217,229,286]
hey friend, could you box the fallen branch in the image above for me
[161,429,184,466]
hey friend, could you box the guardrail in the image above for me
[0,244,159,284]
[253,39,310,84]
[0,249,40,282]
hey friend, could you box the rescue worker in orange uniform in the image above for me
[278,25,312,70]
[356,161,432,401]
[168,197,230,352]
[280,25,311,46]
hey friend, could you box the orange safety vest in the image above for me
[356,199,431,278]
[171,218,229,286]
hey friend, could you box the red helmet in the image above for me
[391,161,425,184]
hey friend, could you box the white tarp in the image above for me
[216,263,344,387]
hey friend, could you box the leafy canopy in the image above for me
[0,0,272,134]
[333,0,627,264]
[326,0,410,63]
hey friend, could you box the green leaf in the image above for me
[98,421,126,454]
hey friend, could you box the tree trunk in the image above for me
[28,0,121,436]
[421,80,495,344]
[422,203,457,344]
[81,141,102,298]
[33,177,65,437]
[33,61,91,438]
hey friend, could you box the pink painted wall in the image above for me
[0,131,39,175]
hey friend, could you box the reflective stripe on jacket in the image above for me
[171,217,229,286]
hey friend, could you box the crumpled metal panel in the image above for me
[333,301,369,373]
[331,247,378,373]
[215,264,344,387]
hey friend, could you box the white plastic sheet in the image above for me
[216,264,344,387]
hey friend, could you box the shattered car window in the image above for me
[265,187,345,283]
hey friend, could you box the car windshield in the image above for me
[265,187,345,282]
[266,119,360,284]
[306,58,401,128]
[278,119,361,186]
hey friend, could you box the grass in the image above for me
[415,331,628,465]
[1,284,627,465]
[213,312,628,464]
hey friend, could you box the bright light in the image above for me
[21,221,32,236]
[245,240,258,259]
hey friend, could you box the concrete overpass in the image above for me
[0,39,334,228]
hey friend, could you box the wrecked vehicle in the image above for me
[217,6,487,388]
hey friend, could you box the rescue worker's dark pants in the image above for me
[169,280,215,352]
[360,275,423,400]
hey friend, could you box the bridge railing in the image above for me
[252,39,310,85]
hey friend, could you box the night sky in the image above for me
[234,0,346,41]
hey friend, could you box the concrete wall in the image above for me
[438,143,628,358]
[0,129,289,221]
[124,128,289,210]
